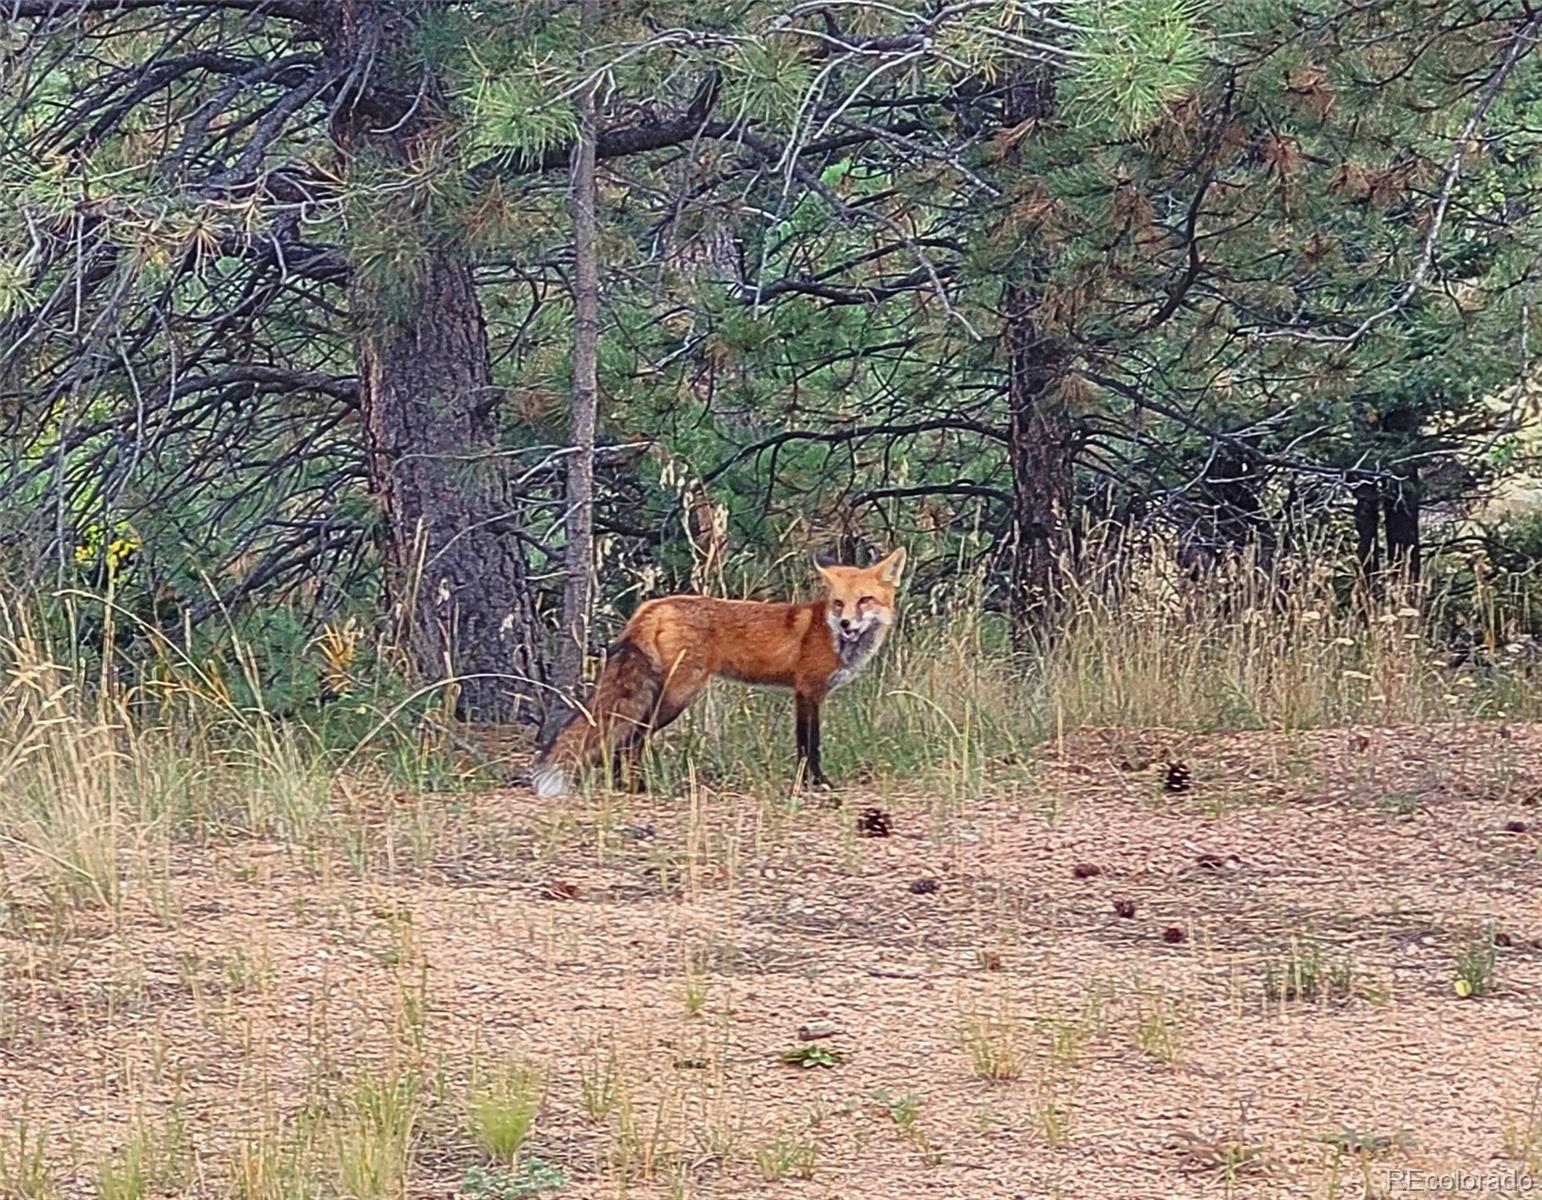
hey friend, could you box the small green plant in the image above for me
[578,1042,619,1123]
[1504,1076,1542,1170]
[458,1158,568,1199]
[0,1117,57,1200]
[1135,991,1185,1064]
[94,1135,147,1200]
[1455,928,1500,998]
[879,1090,921,1131]
[1312,1126,1410,1157]
[778,1043,843,1069]
[93,1112,192,1200]
[467,1063,545,1165]
[1262,937,1357,1003]
[607,1070,681,1185]
[332,1072,420,1200]
[228,1118,323,1200]
[681,955,709,1017]
[1039,1018,1081,1070]
[1376,791,1421,817]
[873,1090,944,1166]
[1035,1075,1074,1147]
[960,1004,1022,1081]
[222,945,273,994]
[752,1134,817,1182]
[1216,1139,1267,1180]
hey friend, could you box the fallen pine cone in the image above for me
[1164,761,1192,793]
[1162,925,1187,944]
[1113,899,1137,919]
[1072,862,1102,880]
[857,807,893,838]
[908,877,939,895]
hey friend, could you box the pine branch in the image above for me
[5,0,319,19]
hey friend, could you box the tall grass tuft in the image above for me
[1037,543,1465,732]
[465,1062,545,1166]
[0,600,342,916]
[330,1072,421,1200]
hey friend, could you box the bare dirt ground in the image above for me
[5,721,1542,1199]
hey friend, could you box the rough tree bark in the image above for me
[1380,405,1422,585]
[330,0,541,722]
[1352,472,1421,607]
[1004,283,1073,645]
[1354,404,1422,603]
[544,0,601,740]
[1353,479,1383,595]
[1001,71,1074,650]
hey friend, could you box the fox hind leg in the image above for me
[603,658,710,792]
[622,660,711,788]
[531,638,663,797]
[609,731,651,793]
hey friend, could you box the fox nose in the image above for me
[839,618,851,631]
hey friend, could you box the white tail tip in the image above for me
[530,762,571,798]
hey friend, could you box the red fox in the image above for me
[530,548,907,797]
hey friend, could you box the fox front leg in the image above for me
[794,692,829,788]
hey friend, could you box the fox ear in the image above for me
[875,547,907,586]
[812,549,839,575]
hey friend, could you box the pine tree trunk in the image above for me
[331,0,541,722]
[1353,479,1383,599]
[544,0,601,741]
[1004,282,1072,646]
[1001,71,1072,650]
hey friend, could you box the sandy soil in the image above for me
[4,721,1542,1198]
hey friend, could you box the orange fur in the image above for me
[531,549,906,796]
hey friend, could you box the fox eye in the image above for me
[858,595,873,608]
[831,599,843,613]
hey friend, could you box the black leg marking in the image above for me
[796,694,829,787]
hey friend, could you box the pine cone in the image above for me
[857,806,893,837]
[1164,761,1192,793]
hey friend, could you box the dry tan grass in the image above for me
[5,720,1542,1198]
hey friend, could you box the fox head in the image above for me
[813,548,907,649]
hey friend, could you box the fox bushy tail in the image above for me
[530,638,661,797]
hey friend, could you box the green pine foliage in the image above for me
[2,0,1540,703]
